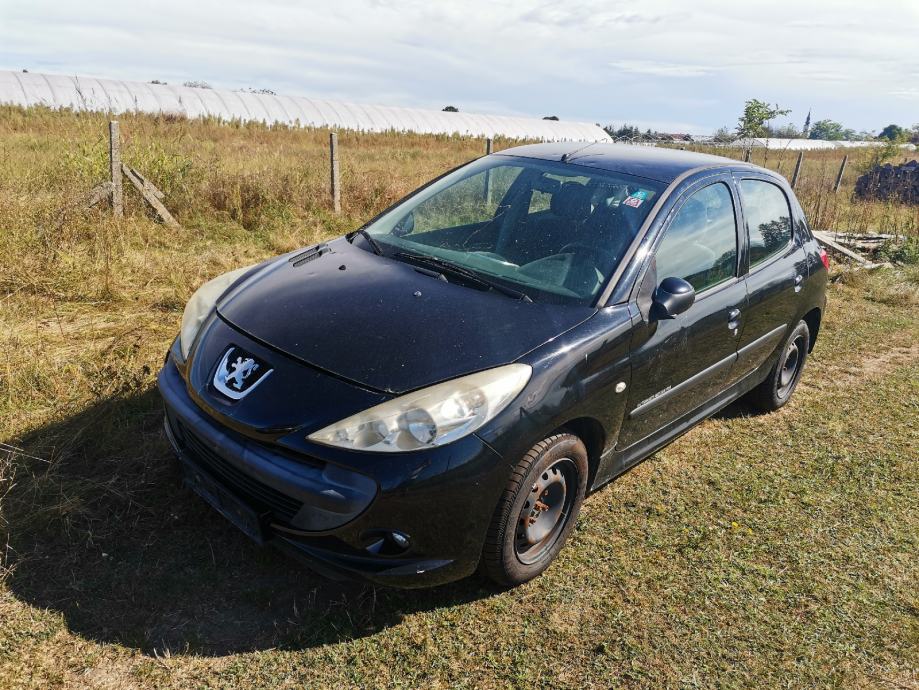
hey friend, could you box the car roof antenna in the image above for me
[560,142,595,163]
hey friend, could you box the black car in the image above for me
[159,143,828,588]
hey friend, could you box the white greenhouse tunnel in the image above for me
[0,70,612,143]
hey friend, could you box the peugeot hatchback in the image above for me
[159,143,828,588]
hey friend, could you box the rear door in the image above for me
[733,175,809,376]
[618,175,746,449]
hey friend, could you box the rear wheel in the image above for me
[747,320,810,412]
[481,434,588,587]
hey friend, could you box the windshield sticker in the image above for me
[629,190,649,200]
[623,196,643,208]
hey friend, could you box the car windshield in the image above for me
[360,155,665,305]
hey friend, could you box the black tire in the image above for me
[481,434,588,587]
[746,319,810,412]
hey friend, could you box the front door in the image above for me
[618,176,746,449]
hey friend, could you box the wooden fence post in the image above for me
[791,151,804,189]
[483,138,494,205]
[833,154,848,193]
[109,120,123,217]
[329,131,341,213]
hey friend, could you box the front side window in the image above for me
[364,156,665,305]
[654,182,738,293]
[739,179,793,267]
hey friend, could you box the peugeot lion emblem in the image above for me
[213,346,273,400]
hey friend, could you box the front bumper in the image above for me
[157,355,507,588]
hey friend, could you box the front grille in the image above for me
[176,421,302,522]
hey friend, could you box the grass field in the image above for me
[1,107,917,688]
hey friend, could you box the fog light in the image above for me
[363,529,412,556]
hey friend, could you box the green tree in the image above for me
[712,126,736,142]
[878,124,905,141]
[808,119,856,141]
[770,122,801,138]
[736,99,791,138]
[860,136,904,172]
[604,124,641,140]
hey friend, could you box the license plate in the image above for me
[183,464,266,544]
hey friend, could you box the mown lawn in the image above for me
[1,108,917,688]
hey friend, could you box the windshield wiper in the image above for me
[346,228,384,256]
[394,251,533,302]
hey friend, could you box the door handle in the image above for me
[794,274,803,293]
[727,308,741,332]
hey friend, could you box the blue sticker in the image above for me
[630,190,649,200]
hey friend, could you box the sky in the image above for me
[1,0,917,135]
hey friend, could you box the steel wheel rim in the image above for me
[514,458,577,565]
[777,334,806,398]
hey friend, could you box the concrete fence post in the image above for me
[109,120,123,217]
[483,137,494,205]
[833,154,848,193]
[791,151,804,189]
[330,131,341,213]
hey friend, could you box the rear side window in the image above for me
[655,182,738,293]
[739,180,793,267]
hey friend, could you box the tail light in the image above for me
[819,247,830,271]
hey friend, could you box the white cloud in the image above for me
[520,4,664,29]
[609,60,715,78]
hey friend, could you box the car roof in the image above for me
[495,142,759,184]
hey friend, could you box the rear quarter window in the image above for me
[739,179,793,267]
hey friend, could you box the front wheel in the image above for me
[746,319,810,412]
[481,434,588,587]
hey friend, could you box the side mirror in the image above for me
[652,277,695,319]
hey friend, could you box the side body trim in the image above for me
[629,351,736,418]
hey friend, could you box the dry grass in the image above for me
[1,106,917,689]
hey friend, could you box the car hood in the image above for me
[217,238,595,394]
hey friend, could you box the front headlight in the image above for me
[179,265,255,359]
[308,364,532,452]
